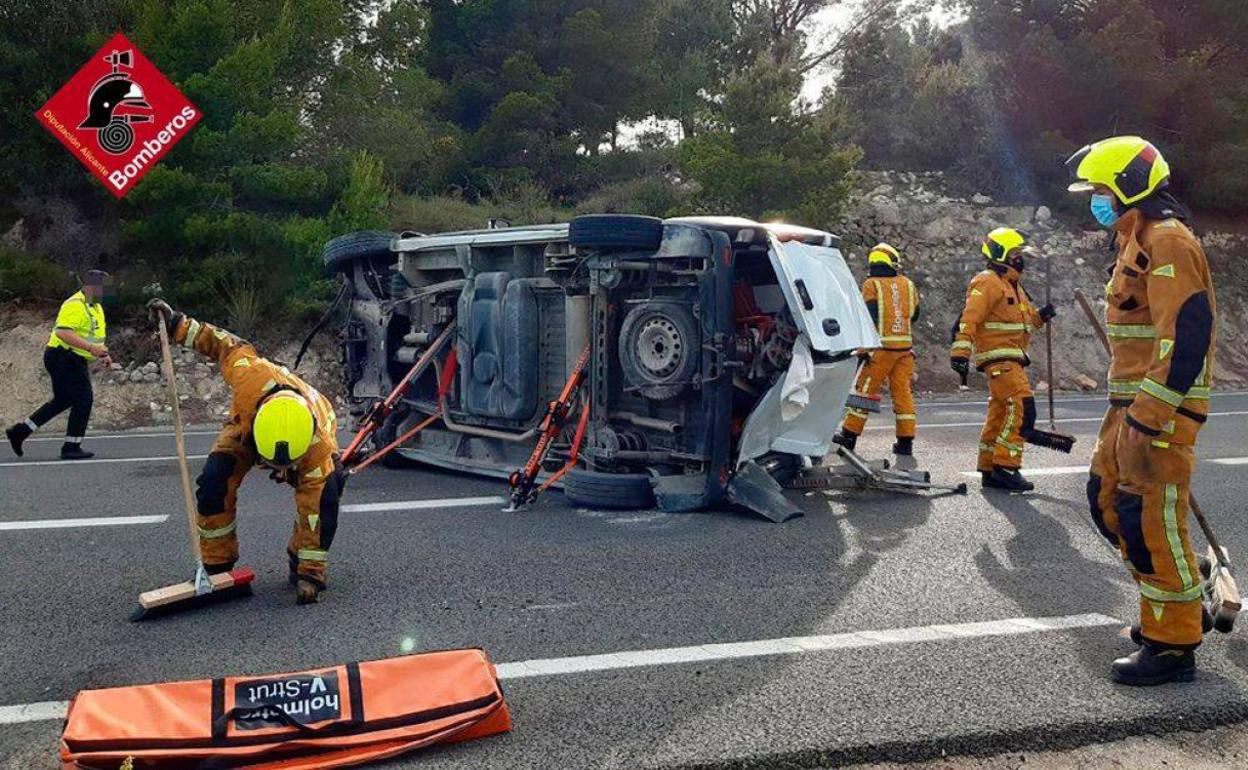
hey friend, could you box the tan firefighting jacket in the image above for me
[1106,209,1216,445]
[171,315,340,499]
[864,275,919,350]
[950,268,1042,369]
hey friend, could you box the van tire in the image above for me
[562,468,655,510]
[323,231,397,274]
[569,215,664,251]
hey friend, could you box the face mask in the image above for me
[1091,194,1120,227]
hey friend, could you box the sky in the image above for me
[800,1,965,101]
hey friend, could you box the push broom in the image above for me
[131,318,254,620]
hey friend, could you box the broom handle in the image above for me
[1072,289,1230,569]
[157,320,202,564]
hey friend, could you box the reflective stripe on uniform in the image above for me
[881,335,913,344]
[847,408,869,419]
[978,442,993,453]
[1138,579,1202,603]
[1141,378,1184,407]
[1188,386,1210,400]
[952,341,974,352]
[184,319,202,349]
[297,548,329,562]
[983,322,1028,332]
[198,521,237,539]
[895,414,916,421]
[974,347,1026,364]
[996,398,1019,452]
[1106,323,1156,339]
[1162,483,1195,593]
[1109,378,1142,396]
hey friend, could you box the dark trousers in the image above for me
[29,347,93,440]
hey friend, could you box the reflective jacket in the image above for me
[1106,209,1215,445]
[950,268,1042,369]
[863,269,919,351]
[47,290,106,360]
[172,315,340,497]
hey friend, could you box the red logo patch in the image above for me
[35,33,200,198]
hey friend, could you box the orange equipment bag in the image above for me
[59,648,511,769]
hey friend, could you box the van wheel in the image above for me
[569,215,664,251]
[323,231,397,274]
[562,468,655,510]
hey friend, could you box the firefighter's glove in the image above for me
[950,357,970,379]
[146,298,178,333]
[1039,304,1057,323]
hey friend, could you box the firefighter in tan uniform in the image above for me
[950,228,1056,493]
[1068,137,1216,685]
[834,243,920,456]
[148,299,342,604]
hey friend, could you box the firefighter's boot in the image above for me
[6,423,31,457]
[296,579,322,605]
[833,431,859,453]
[892,437,913,456]
[983,466,1034,493]
[1111,644,1196,686]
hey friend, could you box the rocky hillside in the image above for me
[837,171,1248,394]
[0,313,345,432]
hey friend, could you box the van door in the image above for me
[767,237,880,354]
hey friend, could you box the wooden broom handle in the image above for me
[157,319,201,563]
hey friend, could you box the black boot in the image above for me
[892,437,913,456]
[833,431,859,453]
[6,423,31,457]
[1111,644,1196,686]
[60,443,94,460]
[1130,606,1214,646]
[982,466,1034,493]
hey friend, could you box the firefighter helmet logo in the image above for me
[35,33,200,198]
[78,49,153,155]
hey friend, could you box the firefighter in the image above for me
[834,243,920,455]
[146,298,343,605]
[950,228,1056,492]
[1068,136,1216,685]
[6,270,112,460]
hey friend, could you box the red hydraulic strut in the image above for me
[505,345,592,511]
[341,324,456,467]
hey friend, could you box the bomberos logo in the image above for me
[35,32,201,198]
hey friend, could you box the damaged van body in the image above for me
[324,214,879,520]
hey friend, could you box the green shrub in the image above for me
[0,247,73,301]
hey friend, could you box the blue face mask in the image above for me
[1091,194,1119,227]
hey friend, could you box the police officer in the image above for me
[1068,136,1216,685]
[6,270,111,460]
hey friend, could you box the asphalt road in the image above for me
[4,392,1248,768]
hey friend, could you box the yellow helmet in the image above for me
[867,242,901,270]
[982,227,1028,266]
[1066,136,1170,205]
[253,391,316,465]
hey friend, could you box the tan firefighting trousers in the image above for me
[976,361,1032,472]
[843,350,917,439]
[1088,406,1203,648]
[196,424,340,587]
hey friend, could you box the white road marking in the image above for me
[865,410,1248,431]
[0,454,205,469]
[0,612,1120,725]
[1210,457,1248,466]
[0,701,69,725]
[0,515,169,531]
[494,613,1120,679]
[342,496,507,513]
[961,466,1089,478]
[26,430,219,443]
[914,391,1248,408]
